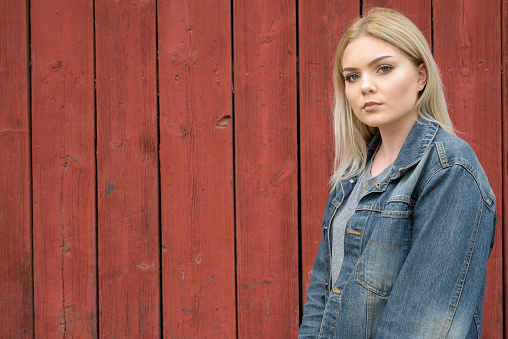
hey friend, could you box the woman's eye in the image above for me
[344,74,359,82]
[378,65,392,73]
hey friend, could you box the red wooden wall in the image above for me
[1,0,506,337]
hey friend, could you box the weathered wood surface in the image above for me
[234,0,299,336]
[502,0,508,333]
[0,0,32,337]
[158,0,236,337]
[95,0,160,336]
[434,0,504,337]
[31,1,97,337]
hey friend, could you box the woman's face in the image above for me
[342,36,426,133]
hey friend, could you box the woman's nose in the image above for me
[360,75,376,94]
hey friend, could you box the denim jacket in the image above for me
[299,119,496,338]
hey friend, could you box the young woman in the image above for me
[299,8,496,338]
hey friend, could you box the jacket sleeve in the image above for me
[374,164,496,338]
[299,231,329,338]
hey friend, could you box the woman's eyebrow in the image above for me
[342,55,393,72]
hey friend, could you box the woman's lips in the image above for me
[363,102,381,112]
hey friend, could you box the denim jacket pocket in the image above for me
[355,205,411,296]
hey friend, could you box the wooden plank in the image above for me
[298,0,359,317]
[0,0,32,337]
[362,0,432,44]
[158,1,236,337]
[502,0,508,335]
[95,0,160,337]
[434,0,503,337]
[31,1,97,337]
[234,0,299,336]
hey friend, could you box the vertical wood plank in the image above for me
[502,0,508,335]
[0,0,32,337]
[434,0,503,337]
[362,0,432,43]
[31,1,97,337]
[234,0,299,336]
[298,0,359,315]
[95,0,159,337]
[158,1,236,337]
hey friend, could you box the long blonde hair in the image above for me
[331,8,454,187]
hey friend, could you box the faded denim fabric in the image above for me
[299,119,496,339]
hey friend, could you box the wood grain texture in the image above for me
[362,0,432,43]
[234,0,299,336]
[95,0,160,337]
[502,0,508,333]
[298,0,359,316]
[158,1,236,337]
[434,0,503,336]
[31,1,97,337]
[0,0,32,337]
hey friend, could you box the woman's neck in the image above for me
[371,116,417,176]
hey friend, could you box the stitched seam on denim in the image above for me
[419,162,494,210]
[459,163,495,209]
[325,254,357,338]
[459,164,495,210]
[354,277,390,297]
[380,211,411,218]
[455,161,495,210]
[319,290,332,338]
[387,195,415,206]
[408,214,413,247]
[472,307,480,339]
[436,142,448,165]
[335,260,359,308]
[318,203,336,338]
[332,198,341,208]
[356,205,384,212]
[327,206,339,287]
[418,163,445,194]
[355,206,411,217]
[438,201,483,338]
[366,291,373,339]
[333,298,341,339]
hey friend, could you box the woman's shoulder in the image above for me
[430,127,495,204]
[431,128,490,170]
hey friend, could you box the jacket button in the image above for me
[375,182,381,188]
[347,229,361,235]
[333,288,341,294]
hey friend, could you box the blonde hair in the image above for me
[331,8,454,187]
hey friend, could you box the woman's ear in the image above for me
[417,63,428,91]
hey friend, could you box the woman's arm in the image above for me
[374,164,496,338]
